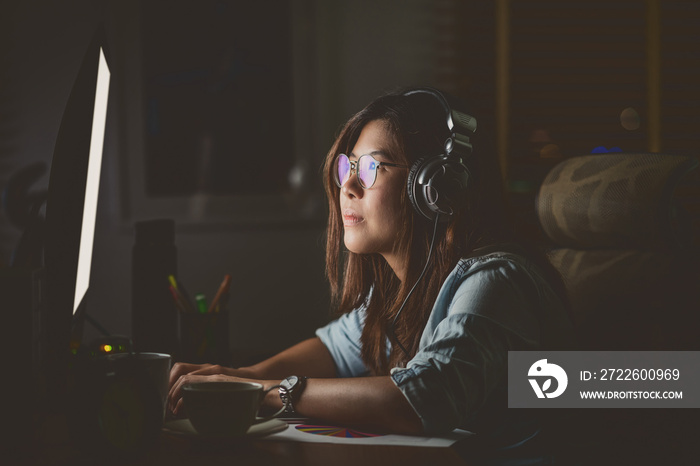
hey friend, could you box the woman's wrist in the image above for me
[230,365,262,379]
[263,379,284,409]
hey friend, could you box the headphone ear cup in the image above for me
[407,156,434,221]
[407,155,470,221]
[440,158,470,208]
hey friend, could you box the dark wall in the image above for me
[1,0,452,362]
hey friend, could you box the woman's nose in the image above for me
[341,170,363,198]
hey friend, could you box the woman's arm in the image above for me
[169,372,423,435]
[168,337,335,412]
[262,375,423,435]
[167,337,423,434]
[243,336,338,379]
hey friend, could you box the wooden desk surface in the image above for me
[145,434,471,466]
[13,416,691,465]
[13,429,473,466]
[5,400,480,466]
[20,407,697,464]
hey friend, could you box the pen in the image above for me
[169,274,195,311]
[168,285,189,313]
[208,274,232,313]
[168,274,178,290]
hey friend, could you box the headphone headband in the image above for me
[401,87,477,221]
[402,87,477,158]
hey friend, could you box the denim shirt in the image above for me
[316,251,574,438]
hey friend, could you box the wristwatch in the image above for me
[279,375,307,414]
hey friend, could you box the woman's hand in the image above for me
[169,362,235,387]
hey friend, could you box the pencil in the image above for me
[208,274,232,313]
[168,275,178,290]
[168,285,189,313]
[169,274,195,312]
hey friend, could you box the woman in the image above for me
[168,88,574,441]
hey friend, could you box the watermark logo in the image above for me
[528,359,568,398]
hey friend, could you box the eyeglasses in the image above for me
[333,153,408,189]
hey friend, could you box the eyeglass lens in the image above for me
[358,156,377,188]
[334,154,379,189]
[335,154,351,187]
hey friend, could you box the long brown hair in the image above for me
[323,89,515,374]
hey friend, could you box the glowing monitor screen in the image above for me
[73,47,110,315]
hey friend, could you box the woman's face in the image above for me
[340,120,408,276]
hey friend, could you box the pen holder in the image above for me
[178,309,230,365]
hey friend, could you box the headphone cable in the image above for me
[390,213,441,359]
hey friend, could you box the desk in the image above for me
[15,427,472,466]
[140,435,471,466]
[11,416,692,465]
[14,405,697,465]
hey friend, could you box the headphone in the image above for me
[402,88,477,222]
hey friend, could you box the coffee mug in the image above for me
[108,352,171,421]
[182,382,285,436]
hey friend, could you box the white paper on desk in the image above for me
[263,422,474,447]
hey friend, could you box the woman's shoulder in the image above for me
[441,243,567,313]
[449,244,537,284]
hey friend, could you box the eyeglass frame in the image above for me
[333,153,409,189]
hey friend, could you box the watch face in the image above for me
[281,375,299,391]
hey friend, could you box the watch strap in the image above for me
[279,376,307,414]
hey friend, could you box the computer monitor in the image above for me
[43,27,111,391]
[72,48,109,319]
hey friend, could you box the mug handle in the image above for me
[252,384,286,424]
